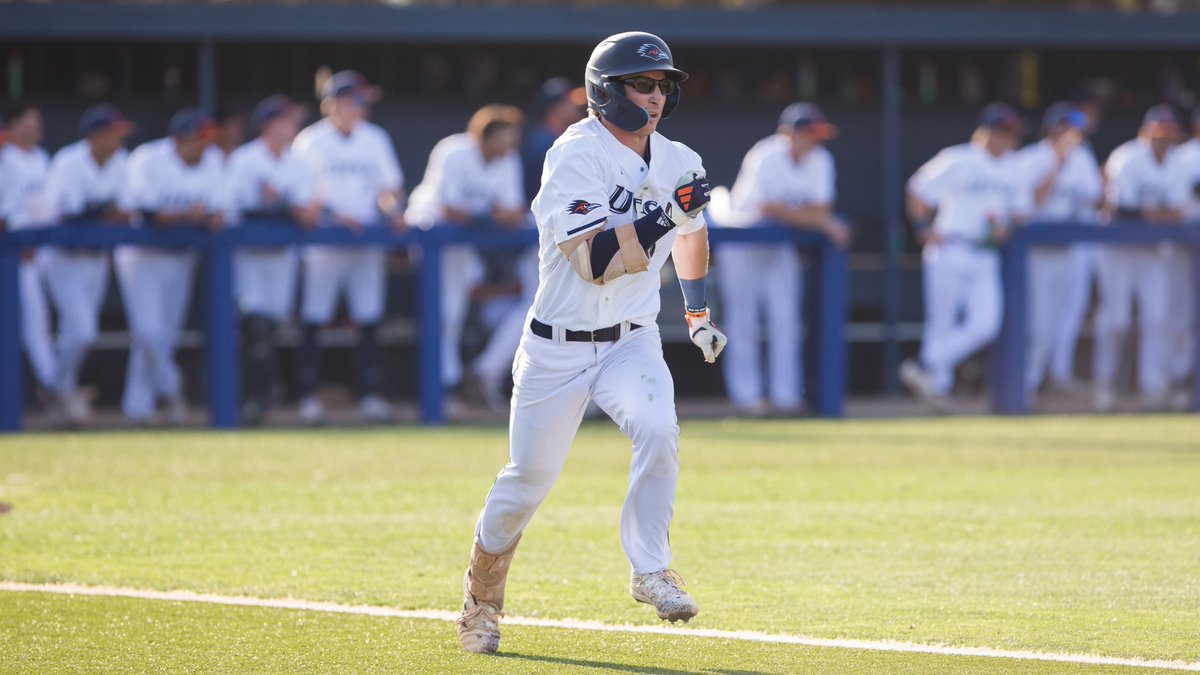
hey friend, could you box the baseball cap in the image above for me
[1041,102,1087,131]
[251,94,302,132]
[79,103,135,138]
[1142,104,1181,138]
[168,107,216,140]
[321,70,381,103]
[977,102,1024,134]
[535,77,586,116]
[778,102,838,140]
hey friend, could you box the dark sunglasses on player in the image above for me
[618,76,677,96]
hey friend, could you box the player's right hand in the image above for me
[667,171,711,227]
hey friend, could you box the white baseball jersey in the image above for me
[1015,139,1102,222]
[47,140,136,221]
[127,138,228,218]
[406,133,523,226]
[226,138,314,222]
[0,144,53,230]
[729,134,834,224]
[1169,138,1200,222]
[1104,139,1188,213]
[909,143,1032,242]
[529,116,707,331]
[292,119,403,226]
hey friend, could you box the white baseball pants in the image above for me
[919,242,1003,396]
[1094,247,1170,396]
[115,247,197,419]
[235,249,297,321]
[1050,244,1097,384]
[439,245,484,387]
[301,247,386,325]
[19,258,58,392]
[42,250,109,396]
[476,322,679,574]
[1025,246,1075,395]
[716,243,803,410]
[1165,248,1194,385]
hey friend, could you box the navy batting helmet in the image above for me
[585,32,688,133]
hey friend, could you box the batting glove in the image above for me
[685,306,727,364]
[667,171,711,227]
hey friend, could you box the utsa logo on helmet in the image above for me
[636,44,670,62]
[566,200,603,215]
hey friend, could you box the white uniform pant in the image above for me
[19,258,57,392]
[42,250,109,396]
[1165,248,1194,385]
[440,245,483,387]
[236,248,297,321]
[1025,247,1076,395]
[476,323,679,574]
[115,247,197,419]
[301,246,386,325]
[716,243,803,410]
[473,249,539,385]
[919,242,1003,396]
[1094,246,1170,396]
[1050,244,1097,383]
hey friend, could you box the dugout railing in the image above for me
[990,221,1200,415]
[0,221,847,431]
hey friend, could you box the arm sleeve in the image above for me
[113,153,138,214]
[908,149,959,207]
[127,150,159,212]
[533,139,612,245]
[811,148,836,206]
[437,149,472,212]
[45,152,80,222]
[1105,156,1138,210]
[374,127,404,193]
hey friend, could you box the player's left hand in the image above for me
[685,306,727,364]
[389,210,408,232]
[667,171,711,227]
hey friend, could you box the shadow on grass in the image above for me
[496,652,770,674]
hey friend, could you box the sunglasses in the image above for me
[618,76,677,96]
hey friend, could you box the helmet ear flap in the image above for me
[661,87,681,121]
[596,79,650,132]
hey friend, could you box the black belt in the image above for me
[530,318,641,343]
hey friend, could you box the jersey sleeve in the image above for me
[533,137,612,244]
[126,147,161,213]
[373,126,404,193]
[729,139,773,217]
[675,144,709,235]
[812,148,836,206]
[908,148,961,208]
[496,153,526,211]
[436,148,473,213]
[46,150,82,221]
[1104,153,1140,210]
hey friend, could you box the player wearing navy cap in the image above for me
[44,104,137,423]
[901,102,1033,411]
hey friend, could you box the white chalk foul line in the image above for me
[2,581,1197,672]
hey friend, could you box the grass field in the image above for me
[2,416,1198,673]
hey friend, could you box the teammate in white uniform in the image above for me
[1095,105,1187,412]
[456,32,727,655]
[228,95,318,425]
[1015,102,1102,403]
[292,71,406,424]
[900,102,1032,411]
[716,103,850,417]
[44,104,137,423]
[1163,107,1200,410]
[117,108,227,424]
[0,101,58,407]
[407,104,527,405]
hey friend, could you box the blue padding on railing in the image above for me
[0,219,846,430]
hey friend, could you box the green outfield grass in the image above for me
[2,416,1198,673]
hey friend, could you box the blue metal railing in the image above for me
[990,221,1200,415]
[0,220,847,431]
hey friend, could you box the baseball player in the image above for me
[716,102,850,417]
[900,102,1032,411]
[1014,102,1102,403]
[43,104,137,423]
[407,104,527,400]
[1163,107,1200,410]
[292,70,405,424]
[214,105,248,161]
[0,101,59,409]
[1095,104,1187,412]
[467,80,585,410]
[228,95,318,425]
[117,108,227,424]
[456,32,726,655]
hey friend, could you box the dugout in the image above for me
[3,2,1200,406]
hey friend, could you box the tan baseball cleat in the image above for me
[630,569,699,623]
[456,535,520,654]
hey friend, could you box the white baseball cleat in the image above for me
[899,358,948,414]
[298,395,326,426]
[631,569,699,623]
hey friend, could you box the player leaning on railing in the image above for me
[455,32,726,655]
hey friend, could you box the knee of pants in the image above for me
[62,320,100,349]
[130,327,169,354]
[627,416,680,476]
